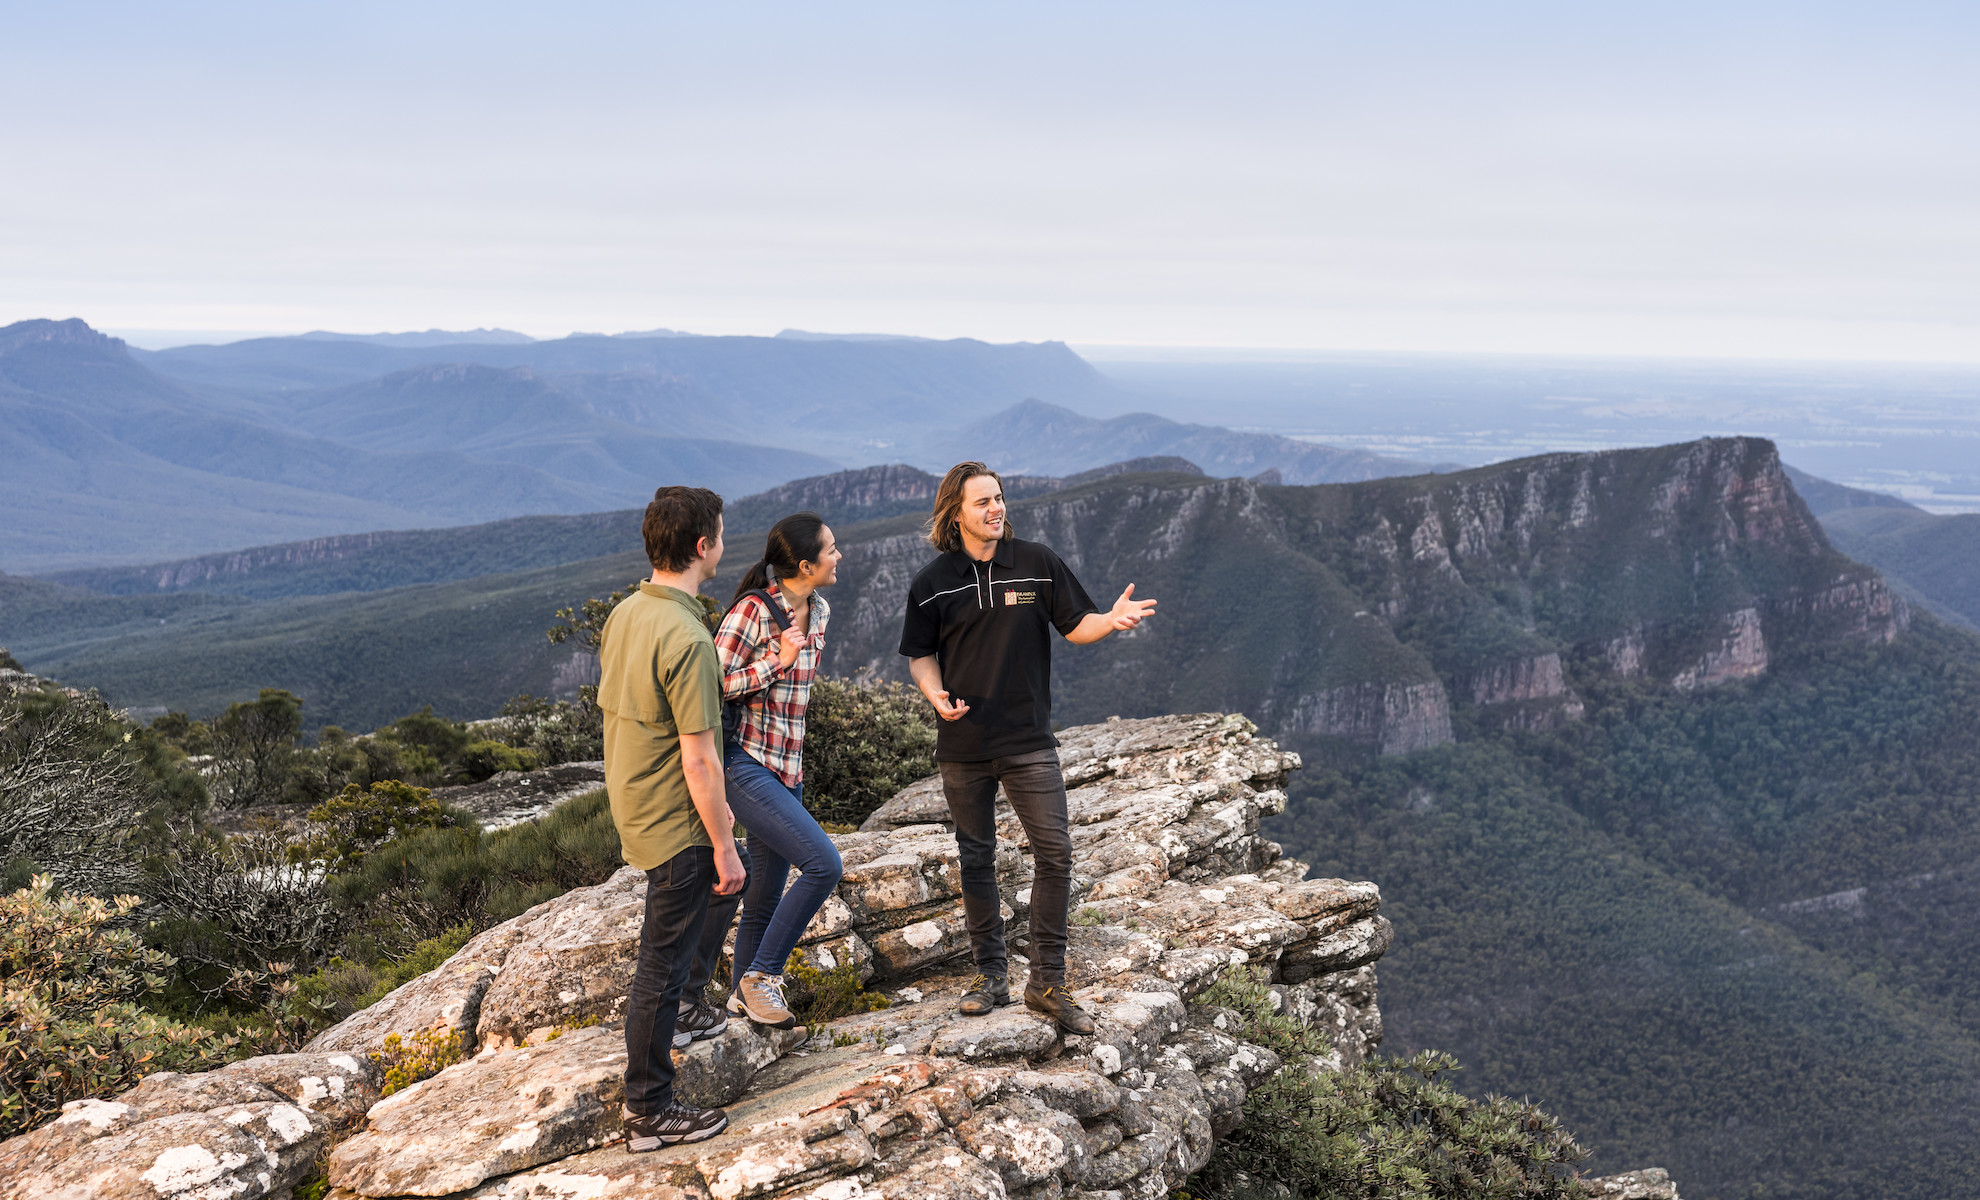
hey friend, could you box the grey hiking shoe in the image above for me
[675,994,728,1046]
[736,970,796,1029]
[958,974,1012,1016]
[623,1100,728,1151]
[1023,981,1096,1035]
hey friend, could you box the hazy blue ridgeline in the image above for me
[1094,355,1980,512]
[2,319,1430,574]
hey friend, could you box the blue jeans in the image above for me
[724,744,844,980]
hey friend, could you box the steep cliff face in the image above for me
[805,438,1902,757]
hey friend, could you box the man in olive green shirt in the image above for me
[597,485,747,1150]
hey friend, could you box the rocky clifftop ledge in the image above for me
[2,714,1674,1200]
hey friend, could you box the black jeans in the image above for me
[940,747,1073,986]
[684,845,747,1003]
[625,844,717,1115]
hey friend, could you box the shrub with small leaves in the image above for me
[1180,966,1591,1200]
[782,947,891,1026]
[372,1027,467,1096]
[800,677,938,828]
[298,779,455,873]
[0,875,234,1137]
[454,739,540,783]
[492,694,602,766]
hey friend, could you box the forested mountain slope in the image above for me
[34,462,1117,601]
[1781,468,1980,633]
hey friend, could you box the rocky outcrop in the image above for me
[3,712,1690,1199]
[805,438,1910,765]
[5,715,1408,1200]
[1671,607,1769,691]
[429,761,606,831]
[1463,653,1586,731]
[1274,680,1454,755]
[1586,1167,1683,1198]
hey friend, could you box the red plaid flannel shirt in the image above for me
[714,585,828,788]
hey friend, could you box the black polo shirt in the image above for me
[897,537,1098,762]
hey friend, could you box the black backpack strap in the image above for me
[721,590,796,743]
[726,588,792,631]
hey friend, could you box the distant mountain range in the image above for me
[948,398,1426,483]
[1,318,1433,572]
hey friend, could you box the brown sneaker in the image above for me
[623,1100,728,1151]
[958,974,1012,1016]
[735,970,796,1029]
[1023,982,1096,1034]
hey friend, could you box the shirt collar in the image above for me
[950,536,1016,574]
[641,580,714,621]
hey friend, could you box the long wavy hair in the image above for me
[924,461,1013,553]
[733,511,829,601]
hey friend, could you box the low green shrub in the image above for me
[802,677,938,828]
[329,788,620,961]
[297,780,455,873]
[490,694,602,766]
[372,1028,466,1097]
[0,876,234,1138]
[455,739,540,782]
[294,923,476,1027]
[782,947,891,1026]
[1181,966,1590,1200]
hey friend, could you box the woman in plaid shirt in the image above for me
[714,512,844,1029]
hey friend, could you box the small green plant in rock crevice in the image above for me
[372,1027,467,1097]
[782,948,891,1026]
[1177,966,1591,1200]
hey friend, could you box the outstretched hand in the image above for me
[929,690,971,722]
[1108,583,1158,630]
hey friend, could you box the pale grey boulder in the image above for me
[305,919,527,1057]
[326,1024,630,1198]
[0,1052,377,1200]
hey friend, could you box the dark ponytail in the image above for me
[733,511,829,602]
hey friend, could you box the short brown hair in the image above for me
[925,461,1012,553]
[643,486,723,571]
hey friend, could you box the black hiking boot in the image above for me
[623,1100,729,1151]
[1023,981,1096,1035]
[674,994,728,1048]
[958,973,1012,1016]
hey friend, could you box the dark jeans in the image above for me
[684,849,746,1004]
[725,744,845,979]
[940,747,1072,986]
[625,844,715,1115]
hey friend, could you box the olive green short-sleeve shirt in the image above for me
[597,582,725,871]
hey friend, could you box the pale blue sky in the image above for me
[3,2,1976,359]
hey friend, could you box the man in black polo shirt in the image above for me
[898,460,1157,1032]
